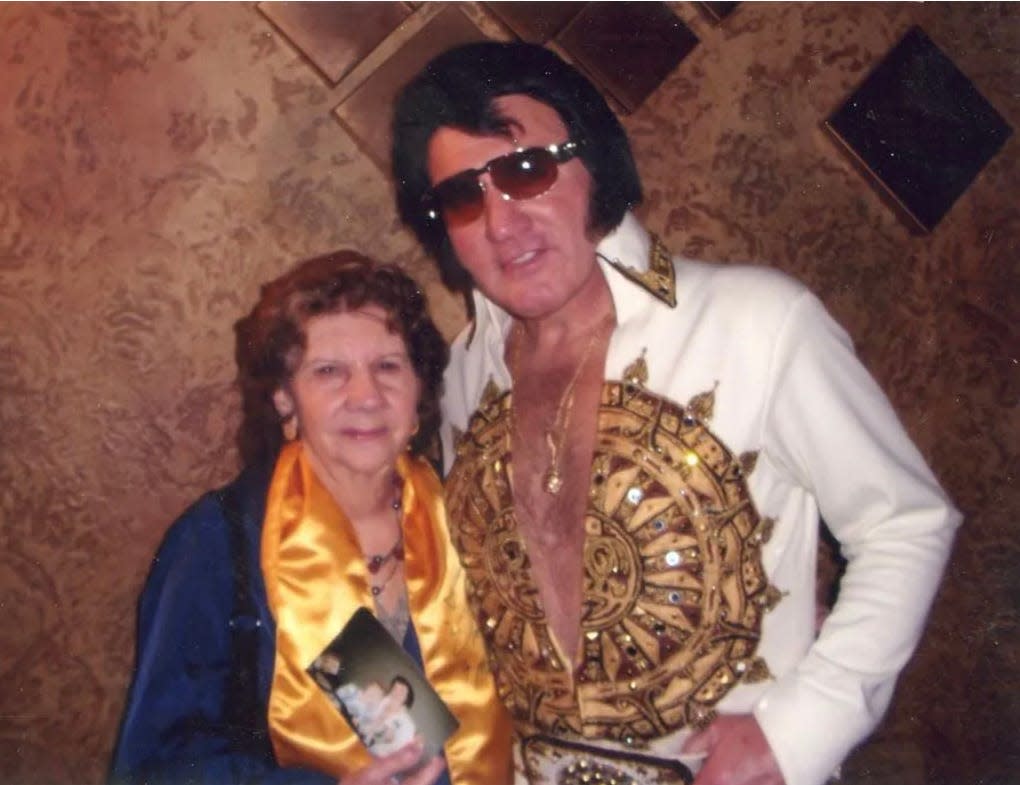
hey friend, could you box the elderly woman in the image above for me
[110,251,511,785]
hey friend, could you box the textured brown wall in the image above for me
[0,3,1015,784]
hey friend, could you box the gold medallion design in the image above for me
[446,372,776,744]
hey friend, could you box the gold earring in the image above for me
[282,415,299,442]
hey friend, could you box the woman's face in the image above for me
[274,305,421,484]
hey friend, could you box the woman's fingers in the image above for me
[341,738,448,785]
[401,755,446,785]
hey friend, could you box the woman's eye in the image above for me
[376,359,405,372]
[313,364,339,377]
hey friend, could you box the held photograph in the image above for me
[307,607,459,764]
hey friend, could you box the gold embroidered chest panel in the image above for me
[445,372,777,745]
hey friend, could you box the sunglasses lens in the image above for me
[427,145,571,225]
[433,173,485,225]
[490,148,558,199]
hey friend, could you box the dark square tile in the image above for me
[826,26,1012,232]
[485,2,586,44]
[258,1,412,84]
[555,1,698,114]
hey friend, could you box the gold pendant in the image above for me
[542,467,564,495]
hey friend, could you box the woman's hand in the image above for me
[339,738,446,785]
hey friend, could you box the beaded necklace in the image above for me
[366,483,404,597]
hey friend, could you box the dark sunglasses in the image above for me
[424,140,581,226]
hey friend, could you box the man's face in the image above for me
[426,94,602,322]
[389,680,410,706]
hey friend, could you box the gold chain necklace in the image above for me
[509,319,610,495]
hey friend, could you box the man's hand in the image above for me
[681,714,786,785]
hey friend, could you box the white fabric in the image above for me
[440,212,960,785]
[335,683,418,757]
[367,710,417,757]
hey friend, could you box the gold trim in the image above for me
[604,233,677,307]
[622,351,649,388]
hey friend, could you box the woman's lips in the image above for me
[340,426,387,440]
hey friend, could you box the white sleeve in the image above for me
[752,291,961,785]
[439,394,459,478]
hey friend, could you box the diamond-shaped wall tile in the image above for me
[555,1,698,114]
[485,2,586,44]
[258,1,412,84]
[826,26,1013,233]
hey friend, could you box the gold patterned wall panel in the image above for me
[0,3,1016,784]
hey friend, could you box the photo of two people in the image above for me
[307,608,458,763]
[317,666,417,757]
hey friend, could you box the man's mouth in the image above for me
[503,249,541,269]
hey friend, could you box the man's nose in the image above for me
[482,177,530,241]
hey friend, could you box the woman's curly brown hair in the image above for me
[234,250,448,468]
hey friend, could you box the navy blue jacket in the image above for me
[111,463,455,785]
[110,463,331,784]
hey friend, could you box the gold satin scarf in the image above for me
[261,441,512,783]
